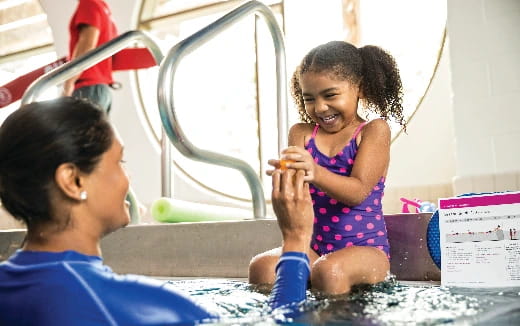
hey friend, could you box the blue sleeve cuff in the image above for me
[268,251,310,311]
[275,252,311,274]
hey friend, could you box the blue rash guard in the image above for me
[0,250,310,325]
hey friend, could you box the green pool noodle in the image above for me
[151,197,252,223]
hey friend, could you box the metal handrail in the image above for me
[157,0,288,220]
[22,30,164,104]
[19,30,172,198]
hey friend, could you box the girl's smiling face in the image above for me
[300,71,362,133]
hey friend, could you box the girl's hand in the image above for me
[265,157,296,176]
[279,146,316,182]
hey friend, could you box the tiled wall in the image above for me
[448,0,520,178]
[385,0,520,211]
[453,171,520,195]
[385,35,456,212]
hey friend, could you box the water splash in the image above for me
[165,278,520,325]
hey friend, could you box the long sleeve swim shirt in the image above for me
[0,249,310,325]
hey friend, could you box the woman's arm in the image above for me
[268,168,313,309]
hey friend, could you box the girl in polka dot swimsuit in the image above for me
[307,122,388,257]
[249,41,407,295]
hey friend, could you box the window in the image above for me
[137,0,283,200]
[0,0,56,124]
[136,0,446,201]
[0,0,53,57]
[357,0,446,137]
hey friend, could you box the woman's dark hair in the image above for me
[0,97,113,227]
[291,41,406,130]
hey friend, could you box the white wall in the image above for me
[448,0,520,179]
[384,41,456,213]
[384,0,520,212]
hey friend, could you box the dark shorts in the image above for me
[72,84,112,113]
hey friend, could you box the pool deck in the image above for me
[0,213,440,281]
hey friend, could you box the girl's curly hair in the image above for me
[290,41,406,130]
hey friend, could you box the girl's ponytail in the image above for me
[359,45,405,130]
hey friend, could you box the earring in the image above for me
[79,191,88,201]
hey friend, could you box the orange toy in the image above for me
[279,159,295,171]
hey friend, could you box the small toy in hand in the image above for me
[279,159,295,171]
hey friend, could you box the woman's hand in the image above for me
[271,168,314,253]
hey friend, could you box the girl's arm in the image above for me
[265,123,313,173]
[284,119,390,206]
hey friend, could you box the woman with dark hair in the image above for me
[0,97,313,325]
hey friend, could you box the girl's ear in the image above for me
[54,163,84,201]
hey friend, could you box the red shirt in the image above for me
[69,0,118,89]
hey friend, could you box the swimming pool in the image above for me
[166,277,520,325]
[1,214,518,324]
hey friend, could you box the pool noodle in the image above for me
[151,197,252,223]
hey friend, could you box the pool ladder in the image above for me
[21,0,288,220]
[157,0,289,219]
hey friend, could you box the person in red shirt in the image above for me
[63,1,147,220]
[63,0,117,113]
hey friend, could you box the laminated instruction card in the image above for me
[439,191,520,287]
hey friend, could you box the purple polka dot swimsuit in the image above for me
[306,123,390,257]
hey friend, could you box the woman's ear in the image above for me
[55,163,84,201]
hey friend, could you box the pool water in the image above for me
[166,277,520,325]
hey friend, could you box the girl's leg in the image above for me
[310,246,390,295]
[249,247,320,284]
[248,247,282,284]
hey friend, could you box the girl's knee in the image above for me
[248,250,280,285]
[311,258,352,295]
[364,247,391,283]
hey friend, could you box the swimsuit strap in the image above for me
[351,122,367,140]
[310,122,366,141]
[311,124,320,138]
